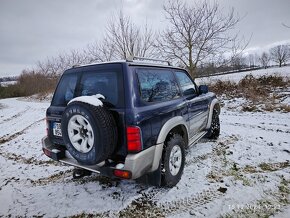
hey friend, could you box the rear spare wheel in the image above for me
[61,101,117,165]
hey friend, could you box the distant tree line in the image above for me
[197,43,290,77]
[0,76,18,82]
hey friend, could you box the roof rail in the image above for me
[126,56,171,66]
[72,64,80,68]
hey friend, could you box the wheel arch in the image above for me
[206,98,220,129]
[156,116,188,145]
[150,116,188,172]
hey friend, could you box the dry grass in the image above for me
[0,72,58,99]
[209,74,290,112]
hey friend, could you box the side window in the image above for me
[175,71,196,95]
[137,69,180,103]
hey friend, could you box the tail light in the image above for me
[43,147,52,157]
[126,126,142,152]
[113,169,132,179]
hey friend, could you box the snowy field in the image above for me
[196,66,290,84]
[0,80,17,87]
[0,70,290,217]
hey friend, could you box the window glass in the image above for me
[52,65,123,107]
[175,71,196,95]
[52,73,78,106]
[137,69,179,102]
[80,72,118,105]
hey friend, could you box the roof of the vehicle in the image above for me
[69,60,186,71]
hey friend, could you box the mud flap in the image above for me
[72,168,92,179]
[136,163,161,187]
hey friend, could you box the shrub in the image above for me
[208,74,290,112]
[0,71,59,99]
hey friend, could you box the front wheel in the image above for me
[161,134,185,187]
[206,107,220,139]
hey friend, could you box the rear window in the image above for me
[52,65,124,107]
[136,68,180,103]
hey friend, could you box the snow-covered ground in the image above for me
[0,80,17,87]
[0,83,289,217]
[196,65,290,84]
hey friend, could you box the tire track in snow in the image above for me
[0,106,31,124]
[0,150,57,166]
[185,152,211,166]
[28,170,73,186]
[0,118,50,166]
[0,118,45,145]
[0,177,20,191]
[223,122,290,134]
[117,186,226,217]
[159,186,226,216]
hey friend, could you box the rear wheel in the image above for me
[161,134,185,187]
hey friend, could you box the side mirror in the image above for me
[199,85,208,94]
[183,88,195,96]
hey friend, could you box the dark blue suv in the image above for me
[42,57,220,187]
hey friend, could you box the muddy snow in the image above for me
[0,72,290,217]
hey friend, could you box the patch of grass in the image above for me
[206,172,223,182]
[277,177,290,205]
[69,212,109,218]
[259,162,290,172]
[208,74,290,112]
[209,80,237,97]
[243,165,258,174]
[280,104,290,113]
[228,169,252,186]
[259,163,274,171]
[242,104,258,112]
[278,177,290,195]
[219,163,253,186]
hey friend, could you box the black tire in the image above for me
[61,101,117,165]
[206,107,220,139]
[161,134,185,187]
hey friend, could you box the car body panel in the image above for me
[43,60,219,179]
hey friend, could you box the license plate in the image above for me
[53,122,62,137]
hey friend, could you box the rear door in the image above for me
[48,64,127,157]
[174,71,208,138]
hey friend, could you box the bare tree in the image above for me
[35,11,156,76]
[270,44,290,67]
[248,54,255,68]
[259,52,271,69]
[105,11,156,59]
[231,54,246,70]
[156,0,243,78]
[85,39,115,63]
[36,48,87,76]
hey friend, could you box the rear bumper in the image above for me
[42,137,160,179]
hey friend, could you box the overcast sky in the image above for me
[0,0,290,77]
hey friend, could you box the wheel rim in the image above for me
[67,115,94,153]
[169,145,182,176]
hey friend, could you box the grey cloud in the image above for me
[0,0,289,77]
